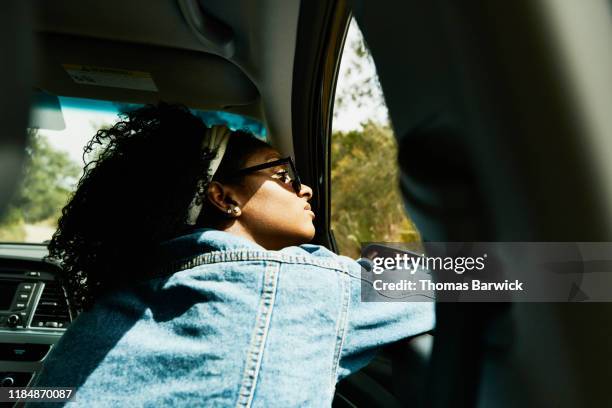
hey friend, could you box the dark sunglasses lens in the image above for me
[284,164,300,192]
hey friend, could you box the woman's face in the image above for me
[222,147,315,250]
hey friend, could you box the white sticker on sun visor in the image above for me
[62,64,158,92]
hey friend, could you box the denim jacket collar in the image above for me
[156,228,355,279]
[158,228,266,263]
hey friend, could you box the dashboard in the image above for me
[0,244,72,393]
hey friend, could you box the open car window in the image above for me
[331,19,420,258]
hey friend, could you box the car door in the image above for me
[354,1,612,407]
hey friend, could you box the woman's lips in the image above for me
[304,204,315,218]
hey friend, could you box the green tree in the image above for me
[0,206,26,241]
[331,122,420,258]
[0,129,81,241]
[15,129,80,223]
[331,20,419,258]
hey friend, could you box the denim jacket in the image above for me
[33,229,435,407]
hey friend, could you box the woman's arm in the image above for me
[335,255,435,381]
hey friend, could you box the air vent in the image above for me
[30,281,71,329]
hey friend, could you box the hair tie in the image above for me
[185,125,231,225]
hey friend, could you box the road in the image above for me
[24,224,56,243]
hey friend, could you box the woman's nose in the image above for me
[299,183,313,201]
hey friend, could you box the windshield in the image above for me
[0,95,266,243]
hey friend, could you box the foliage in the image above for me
[0,206,25,241]
[0,129,81,241]
[331,20,420,258]
[331,122,420,258]
[16,129,81,223]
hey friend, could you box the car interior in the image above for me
[353,0,612,407]
[3,0,612,407]
[1,0,396,406]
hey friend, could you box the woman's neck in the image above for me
[222,222,260,247]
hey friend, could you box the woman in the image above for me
[34,103,434,407]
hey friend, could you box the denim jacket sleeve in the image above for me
[294,243,435,381]
[333,253,436,381]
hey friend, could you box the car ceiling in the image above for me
[32,0,301,154]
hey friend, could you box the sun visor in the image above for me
[34,33,259,111]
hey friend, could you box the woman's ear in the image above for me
[206,181,240,215]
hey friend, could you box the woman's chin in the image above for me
[290,226,316,246]
[304,223,316,241]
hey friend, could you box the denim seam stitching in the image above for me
[160,250,350,276]
[235,261,279,408]
[330,271,351,397]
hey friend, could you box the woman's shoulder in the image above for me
[281,244,361,273]
[159,228,361,275]
[288,243,342,259]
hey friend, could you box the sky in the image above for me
[39,106,119,164]
[332,19,389,132]
[40,19,388,164]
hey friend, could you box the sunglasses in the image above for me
[231,157,302,194]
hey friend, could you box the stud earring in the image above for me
[226,206,240,216]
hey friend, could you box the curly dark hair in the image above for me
[47,103,269,312]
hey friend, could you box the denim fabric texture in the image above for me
[32,228,435,407]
